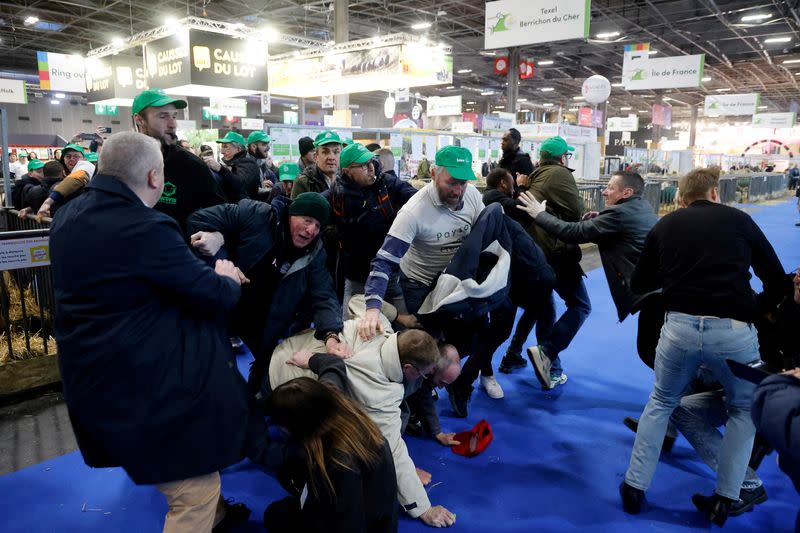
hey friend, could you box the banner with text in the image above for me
[0,79,27,104]
[703,93,760,116]
[622,53,704,90]
[427,95,463,116]
[37,51,85,93]
[752,112,796,128]
[269,43,452,97]
[85,55,149,105]
[607,115,639,132]
[484,0,591,49]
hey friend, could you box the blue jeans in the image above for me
[505,288,556,359]
[625,312,760,499]
[671,390,761,488]
[540,275,591,376]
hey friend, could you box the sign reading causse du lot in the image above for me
[484,0,590,49]
[704,93,760,116]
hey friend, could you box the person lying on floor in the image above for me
[264,377,399,533]
[268,314,457,528]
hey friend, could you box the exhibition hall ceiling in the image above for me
[1,0,798,117]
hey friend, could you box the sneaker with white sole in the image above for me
[480,375,505,399]
[527,345,552,389]
[547,373,568,390]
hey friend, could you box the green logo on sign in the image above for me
[631,69,647,81]
[489,13,513,33]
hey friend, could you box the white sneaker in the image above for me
[548,373,568,390]
[480,375,505,399]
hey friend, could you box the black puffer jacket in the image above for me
[498,148,534,178]
[220,150,262,201]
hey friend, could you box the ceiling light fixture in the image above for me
[542,103,554,107]
[480,91,495,96]
[24,16,39,26]
[716,88,732,92]
[572,96,584,100]
[518,98,528,102]
[54,92,65,99]
[540,87,554,92]
[411,22,432,30]
[757,105,768,109]
[111,37,124,47]
[701,76,712,82]
[50,99,59,105]
[765,37,791,43]
[446,85,455,89]
[783,59,800,64]
[741,13,772,22]
[568,108,579,112]
[620,107,632,111]
[457,69,472,74]
[611,82,625,87]
[538,60,554,65]
[596,31,620,39]
[466,101,476,104]
[648,50,659,55]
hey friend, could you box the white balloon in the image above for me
[582,75,611,104]
[384,96,396,119]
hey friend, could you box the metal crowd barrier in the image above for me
[0,209,55,366]
[577,185,604,212]
[728,173,789,204]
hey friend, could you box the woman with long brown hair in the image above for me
[264,377,398,533]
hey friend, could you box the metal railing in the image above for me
[577,185,605,212]
[0,209,55,364]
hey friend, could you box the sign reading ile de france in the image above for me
[622,53,704,90]
[704,93,760,116]
[484,0,590,49]
[0,79,27,104]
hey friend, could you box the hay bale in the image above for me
[0,330,57,365]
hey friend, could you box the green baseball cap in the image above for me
[132,88,188,115]
[435,145,475,181]
[247,131,272,145]
[27,159,45,171]
[62,144,86,157]
[279,162,300,181]
[342,138,354,146]
[85,152,99,162]
[539,136,575,158]
[313,131,343,147]
[339,143,374,169]
[217,131,246,145]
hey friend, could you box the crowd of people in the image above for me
[40,88,800,533]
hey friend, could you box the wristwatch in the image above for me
[324,332,340,344]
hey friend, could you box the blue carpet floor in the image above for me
[1,199,798,532]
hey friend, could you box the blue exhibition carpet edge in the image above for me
[0,198,798,533]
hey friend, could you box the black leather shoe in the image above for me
[213,500,251,532]
[620,481,644,514]
[729,485,768,516]
[498,353,527,373]
[623,416,677,454]
[405,416,424,437]
[446,384,473,418]
[692,493,734,526]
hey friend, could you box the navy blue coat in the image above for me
[752,374,800,493]
[187,199,343,394]
[322,172,418,282]
[51,174,252,485]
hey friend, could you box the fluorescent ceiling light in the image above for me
[54,92,65,99]
[540,87,554,92]
[765,37,791,43]
[542,103,554,107]
[164,16,178,26]
[701,76,712,82]
[572,96,584,100]
[783,59,800,64]
[757,105,768,109]
[620,107,632,111]
[741,13,772,22]
[716,88,732,92]
[537,60,554,66]
[638,110,648,113]
[596,31,620,39]
[445,85,455,89]
[611,82,625,87]
[518,98,528,102]
[648,50,659,55]
[111,37,124,47]
[480,91,494,96]
[568,108,579,112]
[261,26,280,43]
[50,99,59,104]
[24,16,39,26]
[411,22,432,30]
[466,101,476,104]
[457,69,472,74]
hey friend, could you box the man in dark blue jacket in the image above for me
[187,192,350,400]
[50,132,255,532]
[324,143,417,318]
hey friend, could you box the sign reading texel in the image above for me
[622,54,704,90]
[484,0,590,49]
[704,93,760,116]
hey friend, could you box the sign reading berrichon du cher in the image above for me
[484,0,590,49]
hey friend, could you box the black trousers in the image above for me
[635,294,665,369]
